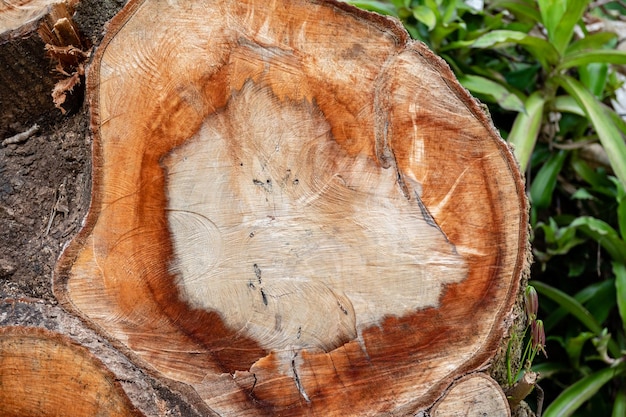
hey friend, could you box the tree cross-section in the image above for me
[55,0,528,415]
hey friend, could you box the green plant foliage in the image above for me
[543,364,626,417]
[508,91,545,171]
[458,74,526,112]
[348,0,626,414]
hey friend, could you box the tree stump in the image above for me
[0,326,142,417]
[53,0,529,415]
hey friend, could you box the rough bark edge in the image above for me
[53,0,531,414]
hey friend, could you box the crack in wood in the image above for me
[291,352,310,403]
[253,263,262,284]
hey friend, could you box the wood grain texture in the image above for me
[55,0,529,415]
[431,374,511,417]
[0,326,143,417]
[0,0,64,35]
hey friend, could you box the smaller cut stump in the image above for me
[56,0,528,415]
[0,327,143,417]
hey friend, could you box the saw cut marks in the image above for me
[56,0,528,415]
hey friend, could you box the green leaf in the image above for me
[471,29,525,47]
[440,0,457,24]
[533,279,620,357]
[584,280,617,325]
[439,39,475,51]
[566,32,617,55]
[535,218,586,256]
[531,361,568,379]
[347,1,398,15]
[537,0,567,50]
[553,95,585,116]
[615,178,626,239]
[579,63,608,98]
[505,63,541,92]
[547,0,587,56]
[544,280,615,332]
[543,366,624,417]
[559,50,626,70]
[613,262,626,333]
[613,390,626,417]
[570,216,626,263]
[556,75,626,189]
[458,74,525,112]
[432,21,466,46]
[565,332,595,369]
[530,150,567,209]
[471,29,559,69]
[620,200,626,241]
[570,158,616,197]
[571,188,596,200]
[531,280,604,336]
[507,91,545,171]
[488,0,541,23]
[413,5,437,31]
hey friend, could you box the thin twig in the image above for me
[1,124,39,146]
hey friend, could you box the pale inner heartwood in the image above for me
[164,81,467,353]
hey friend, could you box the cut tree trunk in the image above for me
[1,0,530,416]
[56,0,529,414]
[0,326,143,417]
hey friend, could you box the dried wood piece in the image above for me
[0,326,143,417]
[56,0,528,415]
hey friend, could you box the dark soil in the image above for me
[0,0,124,303]
[0,106,91,302]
